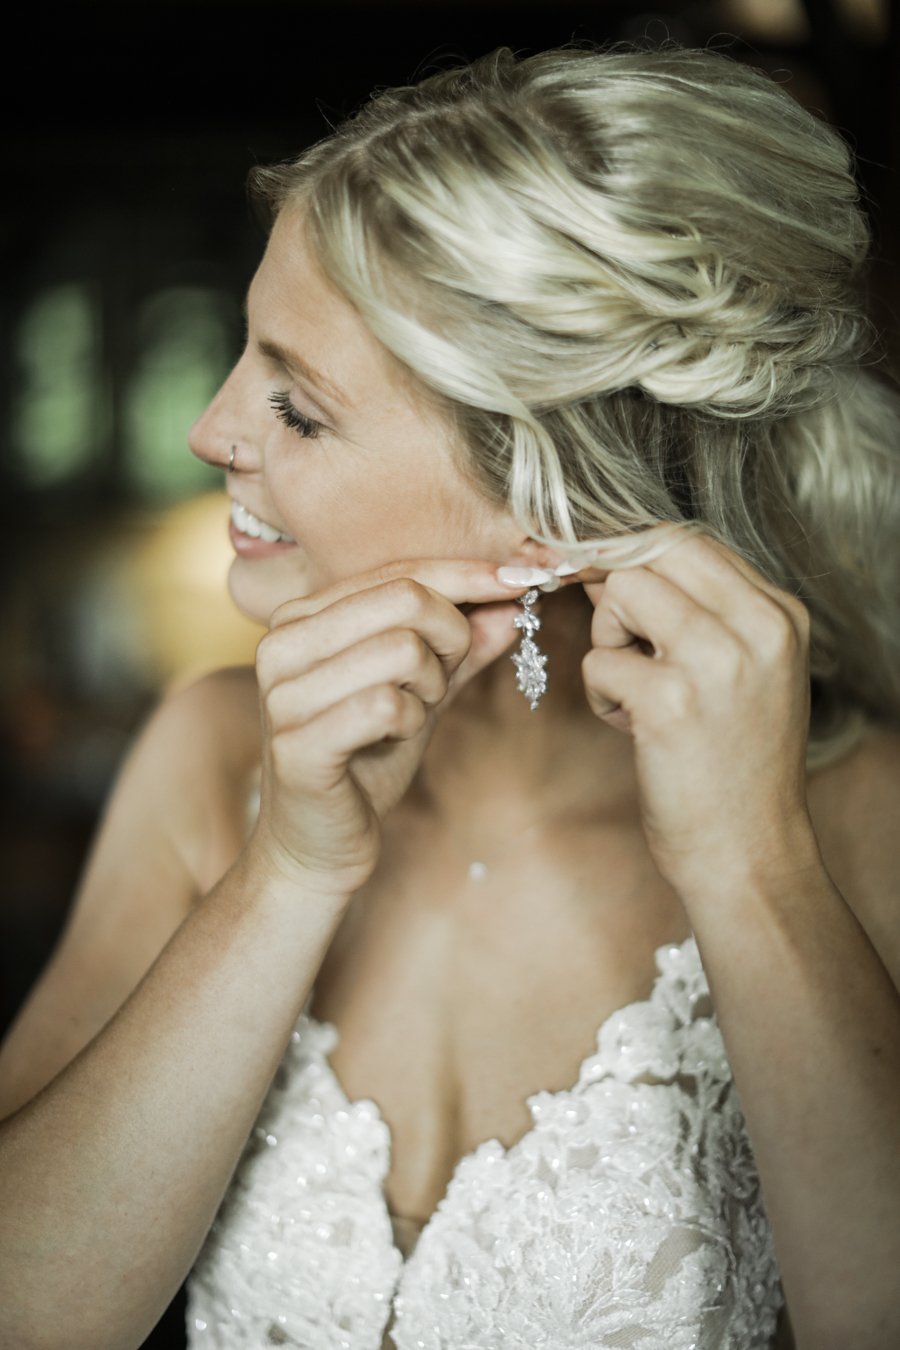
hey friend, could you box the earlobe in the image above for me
[517,542,584,585]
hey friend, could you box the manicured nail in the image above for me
[496,565,555,586]
[552,560,581,576]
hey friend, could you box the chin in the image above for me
[227,556,311,626]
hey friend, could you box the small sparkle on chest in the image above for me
[468,861,488,881]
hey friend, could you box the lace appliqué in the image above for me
[185,936,783,1349]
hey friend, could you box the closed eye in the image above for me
[268,390,323,440]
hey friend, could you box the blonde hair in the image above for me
[250,41,900,771]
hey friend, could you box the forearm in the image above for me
[0,844,353,1350]
[680,821,900,1350]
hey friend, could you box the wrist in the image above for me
[667,811,825,908]
[240,827,362,909]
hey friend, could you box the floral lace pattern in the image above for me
[186,935,783,1348]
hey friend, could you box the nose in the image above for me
[188,352,261,475]
[188,393,238,474]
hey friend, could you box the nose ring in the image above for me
[228,445,236,473]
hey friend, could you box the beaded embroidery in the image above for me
[186,934,783,1348]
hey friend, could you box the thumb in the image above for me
[443,599,523,706]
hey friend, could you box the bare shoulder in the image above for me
[81,660,262,914]
[806,721,900,985]
[152,663,261,775]
[141,664,262,891]
[0,665,261,1119]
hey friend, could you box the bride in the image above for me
[1,41,898,1350]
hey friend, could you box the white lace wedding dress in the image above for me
[185,933,783,1348]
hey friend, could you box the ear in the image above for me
[516,539,572,573]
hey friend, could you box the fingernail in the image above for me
[552,560,580,576]
[496,565,555,586]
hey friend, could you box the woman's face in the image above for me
[188,205,539,626]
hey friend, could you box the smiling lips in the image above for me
[229,500,298,557]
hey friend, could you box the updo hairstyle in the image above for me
[251,42,900,769]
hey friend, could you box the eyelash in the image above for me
[268,389,323,440]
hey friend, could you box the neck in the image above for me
[409,585,639,833]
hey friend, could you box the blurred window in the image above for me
[123,286,235,502]
[12,282,107,487]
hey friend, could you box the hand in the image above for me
[251,559,529,895]
[579,528,815,893]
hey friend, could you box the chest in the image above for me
[188,921,785,1350]
[307,803,692,1227]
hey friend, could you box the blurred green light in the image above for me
[13,283,105,485]
[124,287,234,502]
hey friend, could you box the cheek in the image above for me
[327,488,488,578]
[266,455,347,558]
[268,448,506,585]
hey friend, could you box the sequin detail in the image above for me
[185,935,782,1348]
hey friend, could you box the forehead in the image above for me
[250,206,419,410]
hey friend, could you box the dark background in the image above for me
[1,3,897,1345]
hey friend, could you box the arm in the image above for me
[0,557,526,1350]
[0,675,356,1350]
[679,790,900,1350]
[577,528,900,1350]
[0,846,352,1350]
[0,669,257,1120]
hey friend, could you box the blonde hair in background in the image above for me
[250,40,900,771]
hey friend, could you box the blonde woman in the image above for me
[1,41,899,1350]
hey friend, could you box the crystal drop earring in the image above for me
[511,588,548,710]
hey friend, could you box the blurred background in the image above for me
[1,2,896,1344]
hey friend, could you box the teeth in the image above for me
[231,501,295,544]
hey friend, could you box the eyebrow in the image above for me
[256,336,351,422]
[241,292,353,418]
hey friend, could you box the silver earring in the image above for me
[511,588,548,710]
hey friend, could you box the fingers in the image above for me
[257,559,538,765]
[266,627,450,730]
[271,684,431,791]
[581,644,653,732]
[269,557,535,627]
[257,576,474,697]
[583,532,809,661]
[592,566,727,662]
[582,637,720,739]
[640,530,809,634]
[580,529,812,743]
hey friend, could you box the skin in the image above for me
[200,206,549,612]
[0,201,896,1350]
[188,203,640,839]
[185,204,900,1347]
